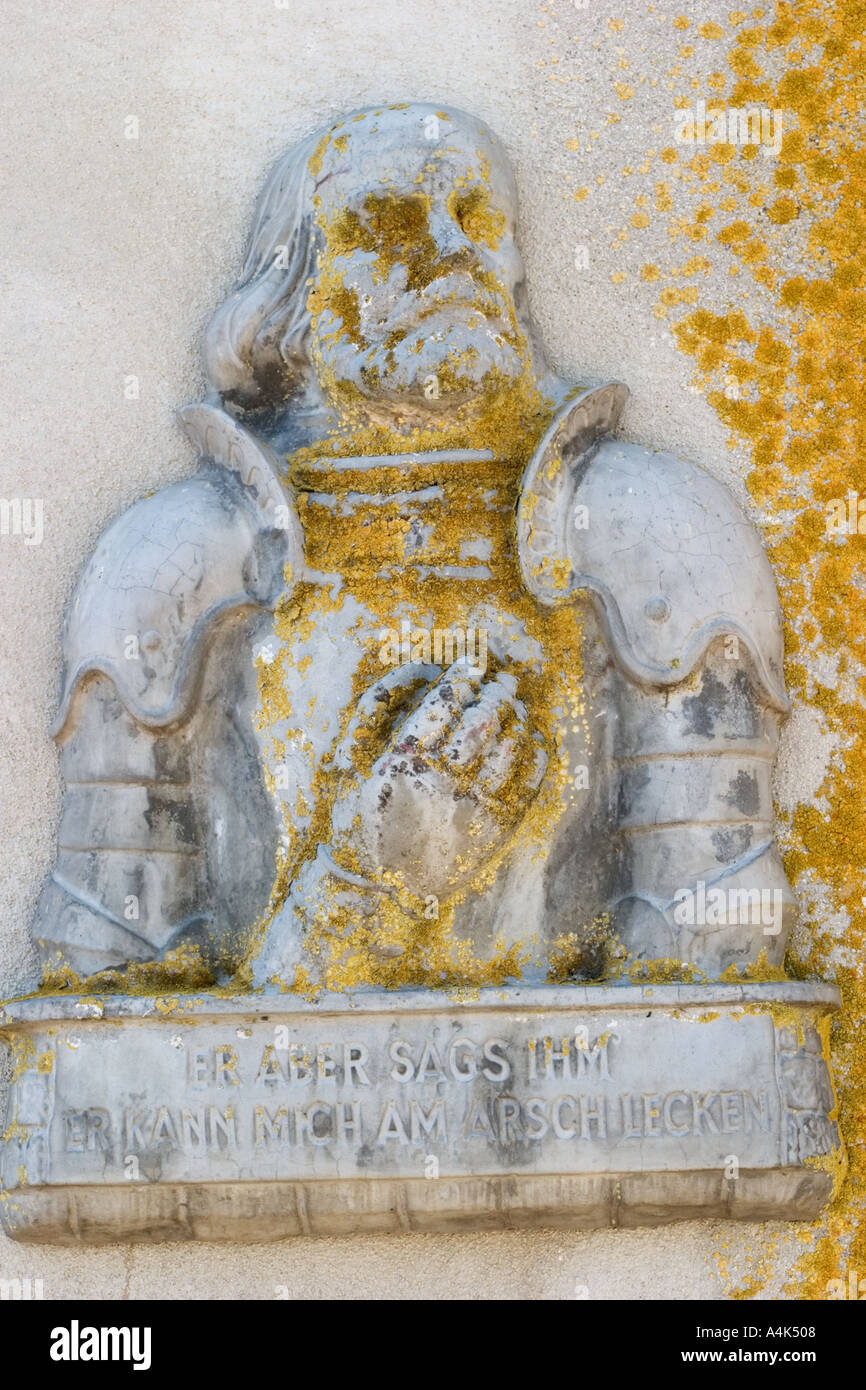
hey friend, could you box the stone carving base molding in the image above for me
[0,982,841,1243]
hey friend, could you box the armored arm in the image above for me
[34,408,300,980]
[518,387,796,976]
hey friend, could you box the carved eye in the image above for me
[451,198,471,234]
[447,188,506,251]
[448,190,483,239]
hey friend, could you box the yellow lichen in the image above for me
[645,0,866,1300]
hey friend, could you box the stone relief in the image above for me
[34,103,796,992]
[0,104,842,1241]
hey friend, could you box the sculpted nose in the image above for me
[428,209,479,264]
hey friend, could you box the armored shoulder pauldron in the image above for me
[54,407,301,734]
[517,384,788,712]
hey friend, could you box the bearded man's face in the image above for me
[307,107,529,421]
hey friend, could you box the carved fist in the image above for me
[329,661,547,899]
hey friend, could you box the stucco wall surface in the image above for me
[0,0,842,1299]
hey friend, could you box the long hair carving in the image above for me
[204,130,322,408]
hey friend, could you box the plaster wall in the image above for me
[0,0,833,1299]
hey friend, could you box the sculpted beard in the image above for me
[312,259,526,405]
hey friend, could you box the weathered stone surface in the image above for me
[29,102,800,990]
[2,102,844,1243]
[0,982,840,1242]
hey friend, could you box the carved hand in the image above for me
[329,661,547,900]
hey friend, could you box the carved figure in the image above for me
[34,104,795,991]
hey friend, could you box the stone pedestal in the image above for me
[0,982,841,1243]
